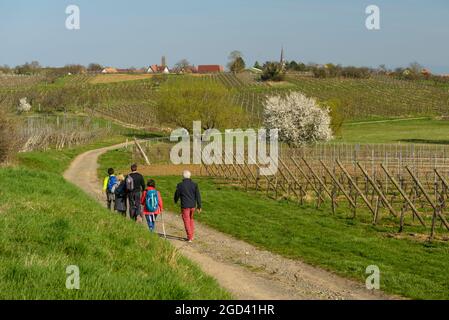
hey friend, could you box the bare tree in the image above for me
[409,62,424,75]
[174,59,191,73]
[87,63,103,72]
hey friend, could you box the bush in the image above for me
[311,65,372,79]
[261,62,286,82]
[312,67,327,78]
[0,112,16,163]
[264,92,333,146]
[340,66,371,79]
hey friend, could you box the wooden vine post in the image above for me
[134,138,150,165]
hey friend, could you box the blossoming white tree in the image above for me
[17,97,32,113]
[264,92,333,145]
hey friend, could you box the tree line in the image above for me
[2,56,447,84]
[253,60,447,82]
[0,61,106,76]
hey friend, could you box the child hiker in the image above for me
[141,179,164,232]
[103,168,118,210]
[114,174,128,217]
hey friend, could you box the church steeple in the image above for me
[280,46,285,65]
[280,46,286,70]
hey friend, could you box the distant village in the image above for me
[100,56,225,75]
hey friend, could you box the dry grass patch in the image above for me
[90,74,155,84]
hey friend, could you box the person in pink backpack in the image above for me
[141,179,164,232]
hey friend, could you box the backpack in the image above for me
[115,182,126,197]
[125,175,134,192]
[145,189,159,213]
[110,181,120,194]
[107,176,118,192]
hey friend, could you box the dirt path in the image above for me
[64,143,395,300]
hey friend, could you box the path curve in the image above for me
[64,143,396,300]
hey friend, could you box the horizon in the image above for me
[1,0,449,74]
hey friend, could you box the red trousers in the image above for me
[181,208,196,241]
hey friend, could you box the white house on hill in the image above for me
[147,65,170,74]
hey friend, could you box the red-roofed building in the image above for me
[197,65,224,73]
[147,65,170,74]
[101,67,118,74]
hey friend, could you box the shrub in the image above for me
[340,66,370,79]
[261,62,286,82]
[264,92,333,146]
[17,97,32,113]
[312,67,327,78]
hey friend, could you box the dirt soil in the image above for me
[63,143,398,300]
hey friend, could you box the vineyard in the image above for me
[18,115,113,151]
[207,144,449,240]
[2,72,449,129]
[155,73,449,123]
[125,138,449,241]
[1,72,449,158]
[0,74,45,89]
[286,75,449,120]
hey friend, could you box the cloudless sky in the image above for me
[1,0,448,73]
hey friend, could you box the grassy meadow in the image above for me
[0,141,230,300]
[337,118,449,144]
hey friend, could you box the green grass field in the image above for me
[337,118,449,144]
[0,143,230,299]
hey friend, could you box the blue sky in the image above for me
[1,0,448,73]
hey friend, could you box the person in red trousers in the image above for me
[174,170,202,243]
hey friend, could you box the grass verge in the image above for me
[0,141,230,299]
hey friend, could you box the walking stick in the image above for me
[161,210,167,239]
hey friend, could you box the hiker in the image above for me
[125,164,146,221]
[174,170,202,243]
[103,168,118,210]
[141,179,164,232]
[114,174,128,217]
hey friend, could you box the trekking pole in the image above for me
[161,211,167,239]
